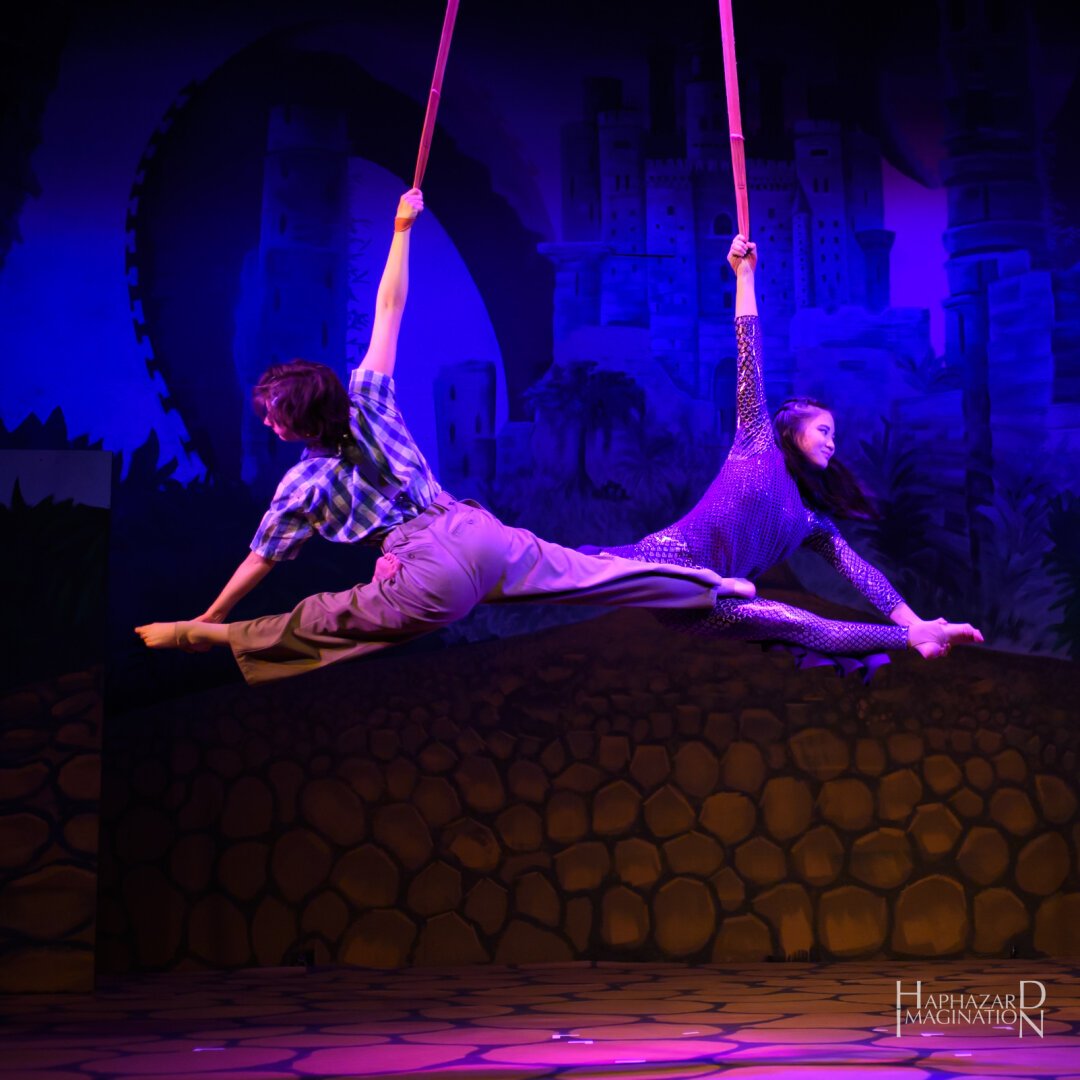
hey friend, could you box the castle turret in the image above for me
[560,78,621,243]
[746,158,797,321]
[855,229,895,313]
[692,165,734,321]
[537,242,607,345]
[433,361,496,495]
[938,0,1047,576]
[598,108,647,325]
[844,130,890,309]
[794,121,848,309]
[792,184,814,309]
[561,122,601,243]
[685,75,727,164]
[646,160,699,394]
[542,80,625,345]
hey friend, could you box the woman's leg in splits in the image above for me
[660,596,980,657]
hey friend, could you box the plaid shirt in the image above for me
[251,368,441,561]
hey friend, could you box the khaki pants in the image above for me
[229,493,724,684]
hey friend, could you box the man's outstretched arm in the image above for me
[194,550,277,622]
[359,188,424,377]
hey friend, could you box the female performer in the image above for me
[135,190,753,684]
[578,236,982,663]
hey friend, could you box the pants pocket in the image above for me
[446,506,480,537]
[396,532,479,621]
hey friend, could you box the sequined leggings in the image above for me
[659,596,909,654]
[583,538,910,654]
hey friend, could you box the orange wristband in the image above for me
[394,216,415,232]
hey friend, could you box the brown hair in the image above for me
[773,397,878,520]
[253,360,352,451]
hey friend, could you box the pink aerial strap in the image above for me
[718,0,750,240]
[413,0,461,189]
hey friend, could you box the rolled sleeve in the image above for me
[250,479,317,562]
[349,367,400,417]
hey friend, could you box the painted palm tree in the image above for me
[525,361,645,494]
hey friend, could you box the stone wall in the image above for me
[97,605,1080,972]
[0,669,103,991]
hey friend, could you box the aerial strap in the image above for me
[718,0,750,240]
[413,0,461,189]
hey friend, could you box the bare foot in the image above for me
[719,577,756,600]
[135,621,213,652]
[910,618,984,659]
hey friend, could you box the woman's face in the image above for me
[795,408,835,469]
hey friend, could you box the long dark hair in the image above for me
[253,360,352,452]
[773,397,878,520]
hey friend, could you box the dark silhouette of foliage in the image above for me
[0,480,108,690]
[906,477,1058,649]
[969,478,1056,646]
[2,408,380,709]
[526,362,645,495]
[849,417,1063,652]
[852,420,944,595]
[0,408,105,453]
[1045,492,1080,659]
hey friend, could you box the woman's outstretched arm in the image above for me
[802,513,906,618]
[727,236,772,456]
[800,514,983,656]
[359,188,424,377]
[732,234,757,318]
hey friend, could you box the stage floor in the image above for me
[2,961,1078,1078]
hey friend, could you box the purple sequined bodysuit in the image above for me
[597,316,909,654]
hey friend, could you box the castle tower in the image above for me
[646,161,699,394]
[433,360,496,495]
[598,108,647,325]
[693,165,735,321]
[560,78,621,243]
[542,79,624,345]
[691,164,737,440]
[243,105,349,488]
[536,242,607,344]
[791,183,815,309]
[855,229,895,313]
[938,0,1047,574]
[685,75,727,164]
[794,121,848,309]
[746,158,798,322]
[844,130,891,309]
[561,121,601,242]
